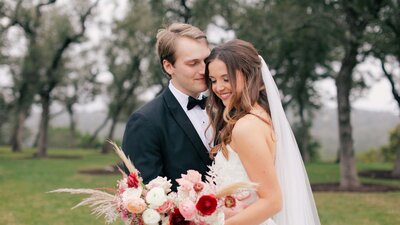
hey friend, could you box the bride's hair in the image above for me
[205,39,271,158]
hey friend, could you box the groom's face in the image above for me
[163,37,210,98]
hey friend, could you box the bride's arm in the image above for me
[227,117,282,225]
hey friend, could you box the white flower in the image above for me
[200,211,225,225]
[146,187,167,208]
[121,186,143,207]
[146,176,172,193]
[142,208,161,225]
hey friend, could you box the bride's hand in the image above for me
[223,200,250,219]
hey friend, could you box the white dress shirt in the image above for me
[169,81,213,151]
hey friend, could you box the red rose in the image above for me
[169,208,194,225]
[196,194,217,216]
[224,195,236,208]
[127,172,139,188]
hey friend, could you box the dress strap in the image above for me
[248,112,271,125]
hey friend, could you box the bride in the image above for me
[205,39,321,225]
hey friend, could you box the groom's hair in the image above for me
[156,23,207,77]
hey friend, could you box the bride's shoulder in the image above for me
[232,114,273,139]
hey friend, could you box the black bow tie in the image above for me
[187,96,207,110]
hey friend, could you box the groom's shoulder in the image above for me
[131,90,167,117]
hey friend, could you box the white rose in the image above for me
[146,176,173,193]
[142,208,161,225]
[146,187,167,207]
[122,186,143,207]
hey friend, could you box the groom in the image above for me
[122,23,212,190]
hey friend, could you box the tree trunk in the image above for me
[88,115,110,146]
[10,110,26,152]
[35,94,51,157]
[67,104,76,148]
[380,59,400,177]
[392,125,400,177]
[336,42,361,189]
[101,116,118,154]
[299,104,310,162]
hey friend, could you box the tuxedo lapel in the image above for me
[162,87,211,165]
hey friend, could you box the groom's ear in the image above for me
[162,59,174,76]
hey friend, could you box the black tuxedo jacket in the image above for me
[122,87,212,190]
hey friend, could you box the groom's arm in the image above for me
[122,112,164,184]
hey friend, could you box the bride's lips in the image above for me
[218,92,232,101]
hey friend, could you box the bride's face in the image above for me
[208,59,244,106]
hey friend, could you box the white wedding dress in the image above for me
[210,56,321,225]
[213,145,277,225]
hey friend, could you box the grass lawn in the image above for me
[1,146,399,225]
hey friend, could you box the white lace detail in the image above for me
[213,145,277,225]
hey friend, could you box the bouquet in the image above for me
[49,141,255,225]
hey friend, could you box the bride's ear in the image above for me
[163,59,174,76]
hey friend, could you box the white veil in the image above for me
[259,56,321,225]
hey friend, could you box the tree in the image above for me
[98,0,160,153]
[217,0,332,162]
[53,51,102,148]
[2,0,52,152]
[319,0,385,189]
[367,0,400,176]
[34,0,100,157]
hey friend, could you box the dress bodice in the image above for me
[213,145,277,225]
[213,145,251,188]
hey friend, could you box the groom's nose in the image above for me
[198,61,206,75]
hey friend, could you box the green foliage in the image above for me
[381,124,400,161]
[359,124,400,163]
[47,126,103,149]
[358,148,384,163]
[293,122,321,162]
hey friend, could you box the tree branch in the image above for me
[36,0,57,18]
[45,0,100,93]
[380,57,400,109]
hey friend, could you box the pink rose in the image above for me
[119,209,129,220]
[196,222,211,225]
[156,199,174,213]
[176,178,193,192]
[183,170,202,183]
[179,199,197,220]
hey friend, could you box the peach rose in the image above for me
[126,198,146,214]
